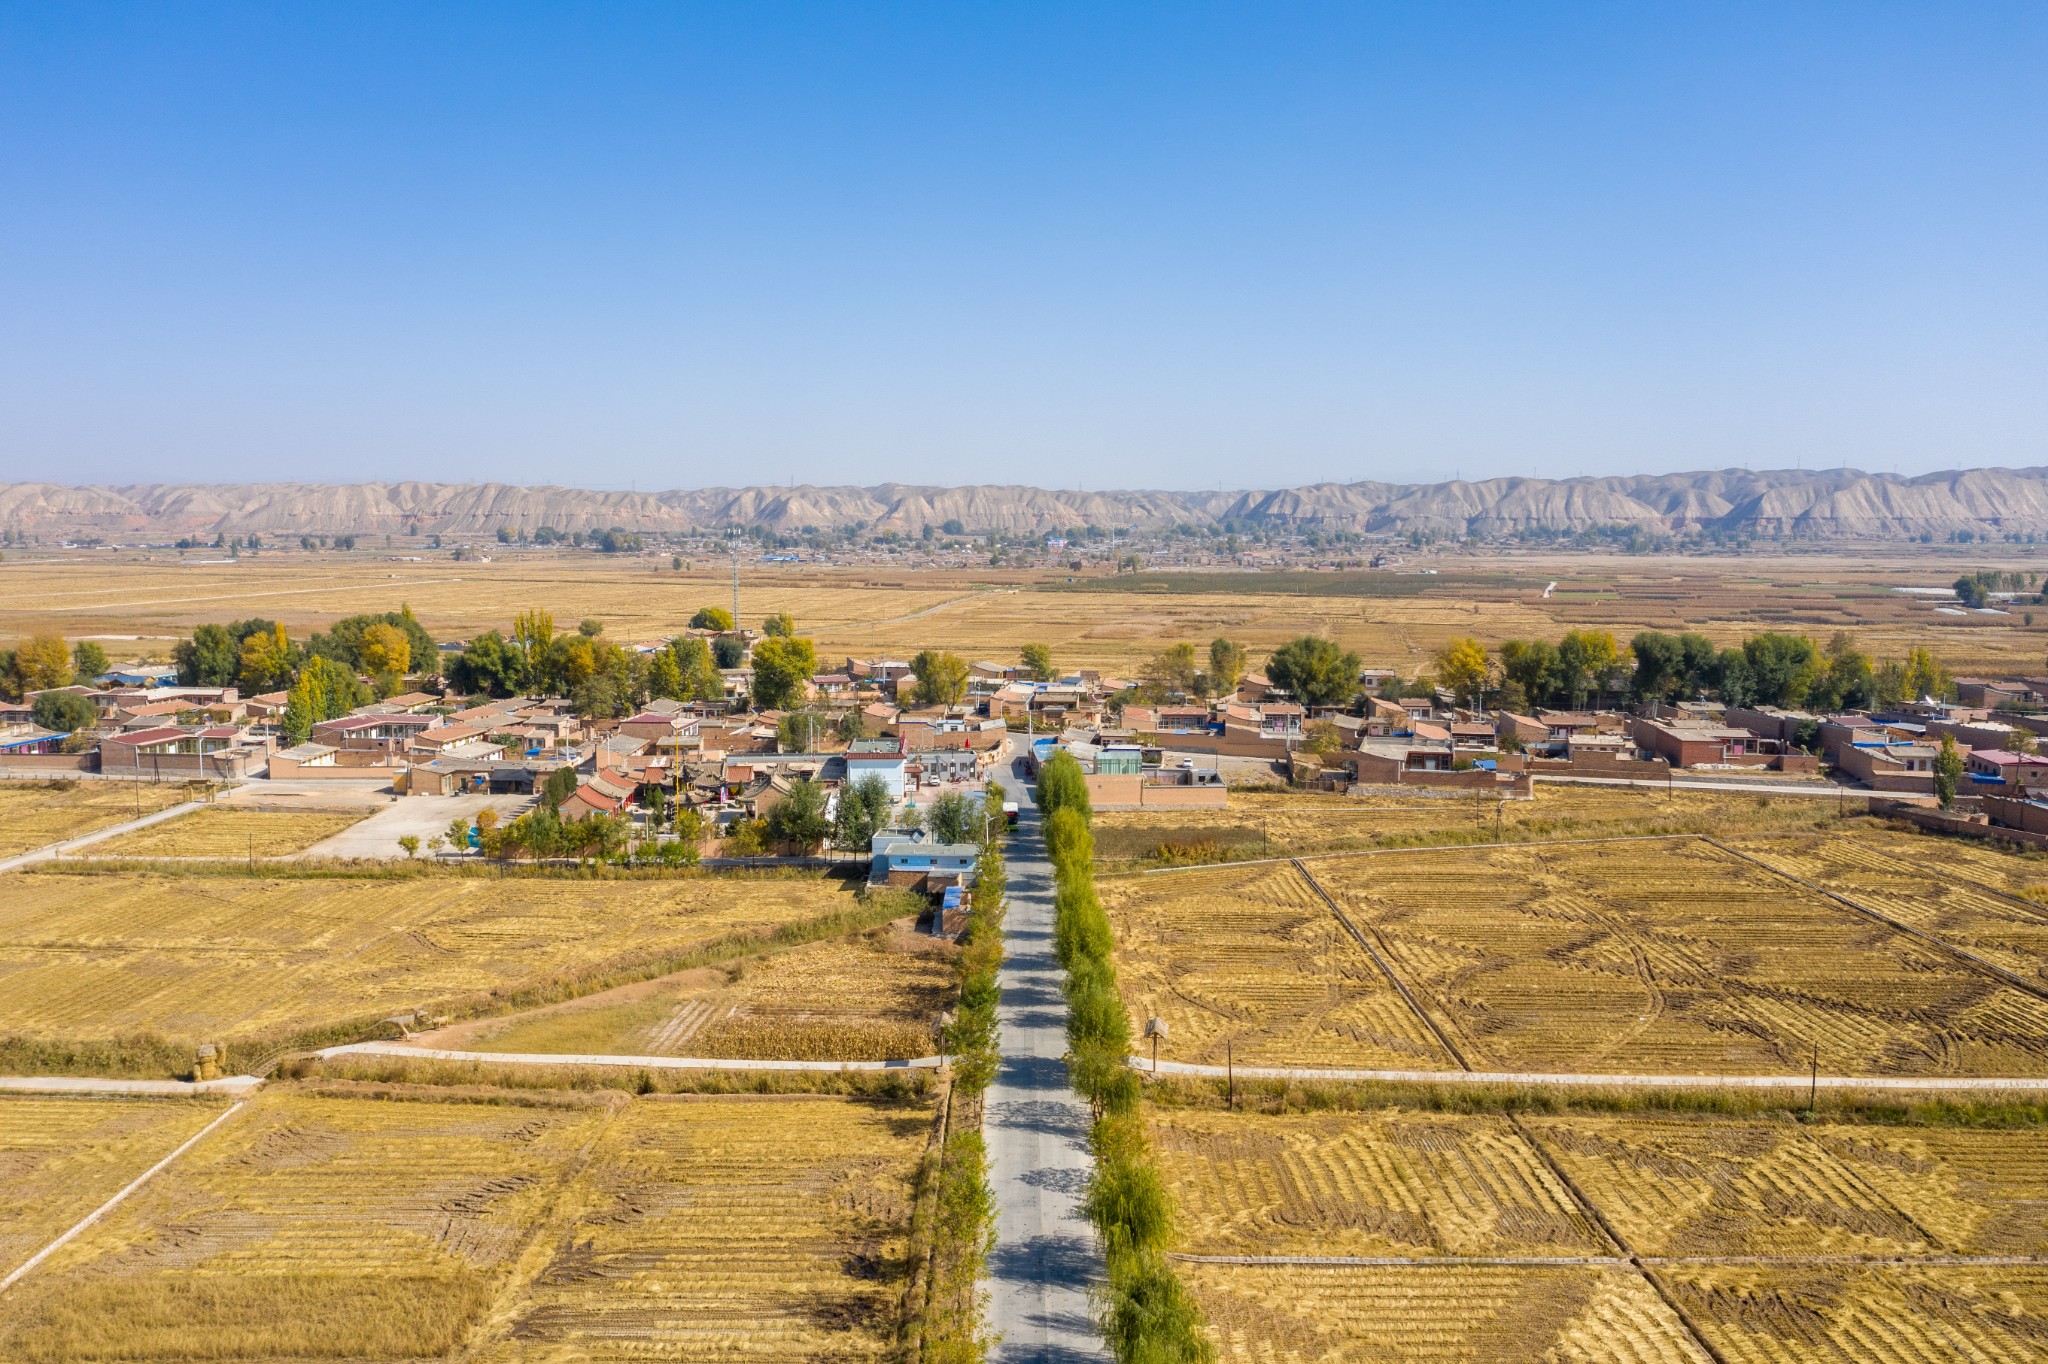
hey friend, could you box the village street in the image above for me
[984,756,1111,1362]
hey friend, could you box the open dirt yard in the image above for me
[0,780,200,860]
[0,867,872,1065]
[434,918,959,1062]
[0,1094,228,1283]
[89,807,369,860]
[0,1086,930,1363]
[1155,1101,2048,1363]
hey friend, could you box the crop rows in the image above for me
[1182,1262,1711,1363]
[1308,839,2048,1076]
[0,870,860,1049]
[1664,1264,2048,1363]
[0,1095,225,1282]
[0,780,193,859]
[1100,860,1457,1070]
[91,807,368,859]
[1,1088,929,1363]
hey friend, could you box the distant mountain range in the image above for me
[3,468,2046,541]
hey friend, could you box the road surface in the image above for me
[985,759,1111,1363]
[1135,1057,2048,1091]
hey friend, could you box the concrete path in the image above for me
[985,760,1111,1363]
[1137,1057,2048,1091]
[297,791,534,859]
[318,1040,940,1072]
[1536,774,1912,800]
[0,1074,262,1096]
[0,799,207,873]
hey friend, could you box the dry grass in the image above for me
[1184,1262,1710,1363]
[1664,1265,2048,1363]
[0,867,864,1056]
[88,807,369,860]
[1151,1107,1602,1258]
[0,1095,227,1281]
[1101,860,1457,1070]
[1096,786,1853,864]
[461,921,959,1061]
[0,780,197,859]
[0,1086,931,1364]
[1307,838,2048,1077]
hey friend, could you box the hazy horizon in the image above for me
[2,3,2043,489]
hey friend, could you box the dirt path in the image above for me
[1137,1057,2048,1091]
[318,1040,941,1072]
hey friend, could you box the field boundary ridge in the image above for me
[320,1040,942,1072]
[1135,1057,2048,1091]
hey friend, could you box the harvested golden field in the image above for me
[456,920,958,1061]
[1733,832,2048,990]
[0,1095,226,1282]
[1152,1107,1603,1258]
[1308,838,2048,1076]
[1095,786,1850,863]
[1520,1114,2048,1258]
[1664,1265,2048,1363]
[0,1087,930,1363]
[1101,860,1457,1070]
[1183,1262,1710,1363]
[0,780,196,859]
[89,806,369,859]
[0,867,867,1056]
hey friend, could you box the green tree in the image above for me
[450,630,523,697]
[928,790,976,845]
[1739,632,1822,708]
[910,649,970,706]
[280,671,320,745]
[32,690,96,733]
[835,708,868,742]
[175,624,240,686]
[689,606,735,631]
[1142,643,1200,698]
[397,834,421,859]
[1807,632,1876,712]
[1035,749,1092,820]
[777,708,827,752]
[1901,647,1952,704]
[1020,643,1054,682]
[307,608,435,680]
[297,655,367,720]
[833,772,894,849]
[1264,636,1360,708]
[71,640,109,681]
[750,635,817,710]
[1498,639,1560,710]
[539,765,581,812]
[712,635,746,669]
[765,779,832,851]
[1555,629,1624,708]
[1934,734,1965,808]
[646,649,686,701]
[763,611,796,638]
[669,636,725,702]
[1208,637,1247,693]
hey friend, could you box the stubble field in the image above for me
[0,1086,930,1363]
[1154,1101,2048,1363]
[88,807,369,860]
[1105,834,2048,1077]
[0,780,198,859]
[0,866,873,1065]
[452,920,959,1061]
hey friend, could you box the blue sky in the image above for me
[0,2,2043,491]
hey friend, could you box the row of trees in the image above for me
[0,634,109,707]
[1437,628,1953,714]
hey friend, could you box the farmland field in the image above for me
[0,1095,227,1283]
[89,806,369,860]
[0,1087,929,1363]
[1094,785,1849,864]
[455,920,958,1061]
[1307,838,2048,1076]
[0,780,197,859]
[1183,1262,1710,1363]
[1100,860,1457,1070]
[0,867,870,1061]
[1732,832,2048,990]
[1154,1101,2048,1363]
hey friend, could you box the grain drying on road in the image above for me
[0,780,197,858]
[1101,859,1457,1070]
[1308,837,2048,1076]
[88,807,369,860]
[0,1087,930,1363]
[458,920,959,1061]
[0,867,865,1055]
[0,1095,227,1283]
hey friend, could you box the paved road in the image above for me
[985,760,1110,1364]
[0,799,206,873]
